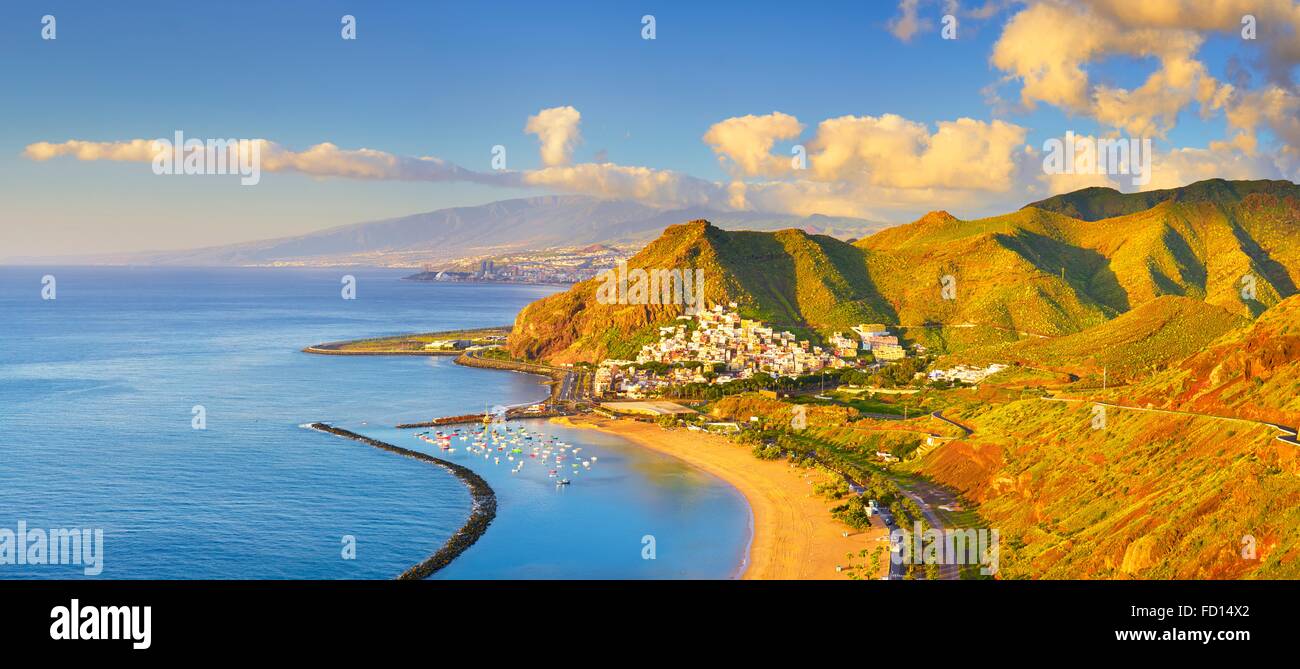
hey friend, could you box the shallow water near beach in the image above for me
[0,266,749,579]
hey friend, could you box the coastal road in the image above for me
[873,507,906,580]
[828,460,958,580]
[896,482,961,580]
[459,348,591,405]
[1040,396,1299,446]
[880,410,973,580]
[557,369,578,403]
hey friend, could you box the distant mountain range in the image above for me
[14,196,889,267]
[508,179,1300,363]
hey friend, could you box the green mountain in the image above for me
[509,179,1300,363]
[941,296,1248,382]
[508,220,894,363]
[1024,178,1300,221]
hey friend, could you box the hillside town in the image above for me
[593,304,917,398]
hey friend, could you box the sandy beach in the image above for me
[555,416,891,580]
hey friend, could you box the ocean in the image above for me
[0,266,749,579]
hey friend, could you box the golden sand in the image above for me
[555,416,891,580]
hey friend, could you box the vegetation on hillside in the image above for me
[510,179,1300,364]
[911,399,1300,578]
[940,296,1247,383]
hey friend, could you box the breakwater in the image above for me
[454,351,570,403]
[302,326,510,356]
[396,408,569,429]
[306,422,497,580]
[302,346,460,357]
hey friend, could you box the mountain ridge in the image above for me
[509,179,1300,363]
[8,195,889,267]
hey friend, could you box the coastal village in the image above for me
[593,303,922,399]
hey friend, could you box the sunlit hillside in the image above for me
[1128,293,1300,426]
[912,398,1300,579]
[510,179,1300,364]
[941,296,1248,383]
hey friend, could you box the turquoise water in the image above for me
[0,266,749,579]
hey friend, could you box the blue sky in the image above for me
[2,1,1296,257]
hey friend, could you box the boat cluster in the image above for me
[416,422,598,487]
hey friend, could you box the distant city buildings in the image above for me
[406,245,625,285]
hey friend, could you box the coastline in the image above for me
[553,415,890,580]
[306,422,497,580]
[301,330,885,579]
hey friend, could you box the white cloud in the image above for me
[25,139,160,162]
[521,163,729,209]
[25,137,501,184]
[888,0,930,41]
[702,112,804,177]
[524,106,582,167]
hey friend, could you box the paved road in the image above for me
[896,482,961,580]
[1041,396,1298,445]
[873,507,907,580]
[930,410,973,437]
[886,411,972,580]
[832,467,963,580]
[461,349,590,405]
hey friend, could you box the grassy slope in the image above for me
[913,398,1300,578]
[1128,294,1300,426]
[940,296,1247,382]
[913,293,1300,579]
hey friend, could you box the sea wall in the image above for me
[454,352,568,403]
[302,346,460,356]
[307,423,496,580]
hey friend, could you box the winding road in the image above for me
[1040,396,1299,446]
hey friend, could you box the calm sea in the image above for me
[0,266,749,579]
